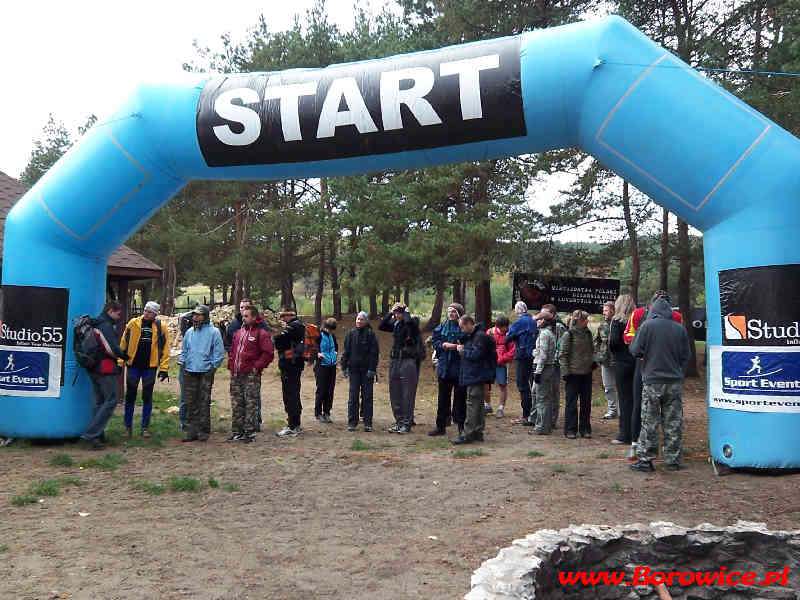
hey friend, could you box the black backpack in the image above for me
[73,314,101,370]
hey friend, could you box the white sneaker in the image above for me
[495,407,504,419]
[275,426,300,438]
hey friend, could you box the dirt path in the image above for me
[2,320,798,600]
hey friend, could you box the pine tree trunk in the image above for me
[474,279,491,326]
[381,289,390,314]
[403,288,410,307]
[660,207,669,292]
[369,293,378,319]
[678,218,698,376]
[621,180,640,304]
[426,280,446,331]
[315,245,325,327]
[453,279,466,306]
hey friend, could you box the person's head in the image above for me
[613,294,636,322]
[279,306,297,323]
[324,317,337,331]
[514,301,528,315]
[459,314,475,334]
[542,303,557,316]
[104,300,123,322]
[355,311,368,328]
[650,289,671,305]
[533,309,553,327]
[447,302,464,321]
[391,302,407,320]
[192,305,210,328]
[494,315,510,332]
[242,305,259,326]
[239,297,252,315]
[571,309,589,328]
[142,300,160,323]
[602,300,615,321]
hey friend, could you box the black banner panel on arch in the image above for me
[196,37,525,167]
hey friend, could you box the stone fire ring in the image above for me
[468,521,800,599]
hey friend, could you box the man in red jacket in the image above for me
[227,306,274,443]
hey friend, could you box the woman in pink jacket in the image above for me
[485,316,515,419]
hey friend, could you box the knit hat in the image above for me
[144,301,160,315]
[447,302,464,318]
[514,301,528,314]
[357,310,368,320]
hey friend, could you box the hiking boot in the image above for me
[225,432,244,442]
[495,407,504,419]
[364,425,373,432]
[141,429,151,439]
[428,427,446,437]
[629,460,655,472]
[666,463,682,471]
[276,426,300,438]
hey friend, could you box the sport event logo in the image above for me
[0,349,49,393]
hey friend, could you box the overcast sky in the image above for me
[1,0,375,178]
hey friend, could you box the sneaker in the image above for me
[451,435,470,445]
[666,463,682,471]
[347,425,357,432]
[495,407,504,419]
[602,412,617,420]
[276,426,300,438]
[396,425,410,434]
[322,415,333,423]
[364,425,373,432]
[565,433,577,439]
[387,424,402,434]
[611,439,626,445]
[225,432,244,442]
[428,428,446,437]
[241,432,256,444]
[316,415,325,422]
[630,460,655,472]
[580,432,592,439]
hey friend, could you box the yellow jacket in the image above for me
[119,316,170,371]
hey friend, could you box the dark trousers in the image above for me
[348,368,374,427]
[83,372,119,441]
[436,379,466,430]
[314,364,336,417]
[564,373,592,436]
[464,384,486,440]
[280,365,303,429]
[632,360,644,444]
[516,357,533,419]
[124,367,156,429]
[615,360,635,443]
[389,358,417,428]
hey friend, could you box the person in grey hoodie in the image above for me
[628,296,692,472]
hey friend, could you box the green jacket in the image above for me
[559,325,594,375]
[593,320,616,367]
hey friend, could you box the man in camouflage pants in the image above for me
[531,309,558,435]
[180,305,225,442]
[227,306,274,443]
[628,296,692,472]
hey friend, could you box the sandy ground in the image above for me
[2,317,799,600]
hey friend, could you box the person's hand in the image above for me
[120,351,130,362]
[456,344,464,352]
[318,352,324,359]
[342,368,350,379]
[533,373,542,384]
[158,370,169,383]
[366,370,376,381]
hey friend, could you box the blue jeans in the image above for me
[83,372,119,441]
[124,367,156,428]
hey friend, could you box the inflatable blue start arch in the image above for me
[2,16,799,468]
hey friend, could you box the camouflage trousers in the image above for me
[230,371,261,434]
[533,365,557,434]
[636,381,683,465]
[184,369,215,437]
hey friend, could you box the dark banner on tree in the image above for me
[197,37,524,166]
[720,264,800,346]
[512,274,620,315]
[0,285,68,397]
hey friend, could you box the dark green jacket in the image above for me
[559,325,594,375]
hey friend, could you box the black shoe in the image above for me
[666,463,682,471]
[451,435,471,445]
[181,434,198,442]
[364,425,373,432]
[580,432,592,439]
[630,460,655,472]
[565,433,577,439]
[197,434,210,442]
[89,439,105,451]
[428,428,445,437]
[347,425,357,432]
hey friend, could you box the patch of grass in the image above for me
[29,479,61,497]
[611,482,622,493]
[0,544,8,552]
[130,480,166,495]
[527,450,544,458]
[414,437,450,451]
[207,477,220,488]
[592,396,607,407]
[79,453,128,471]
[101,395,183,447]
[268,418,286,429]
[350,440,374,451]
[551,465,567,473]
[58,475,83,487]
[11,494,38,506]
[596,452,610,459]
[223,482,240,492]
[49,453,74,467]
[380,442,393,448]
[453,448,485,459]
[168,476,201,492]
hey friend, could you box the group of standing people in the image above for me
[80,291,691,471]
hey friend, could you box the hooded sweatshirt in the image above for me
[629,298,692,384]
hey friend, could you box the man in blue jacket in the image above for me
[180,305,225,442]
[452,315,495,445]
[506,301,538,425]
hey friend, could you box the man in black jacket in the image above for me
[379,302,419,434]
[81,301,129,450]
[341,311,380,432]
[452,315,495,445]
[272,307,306,437]
[628,297,692,472]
